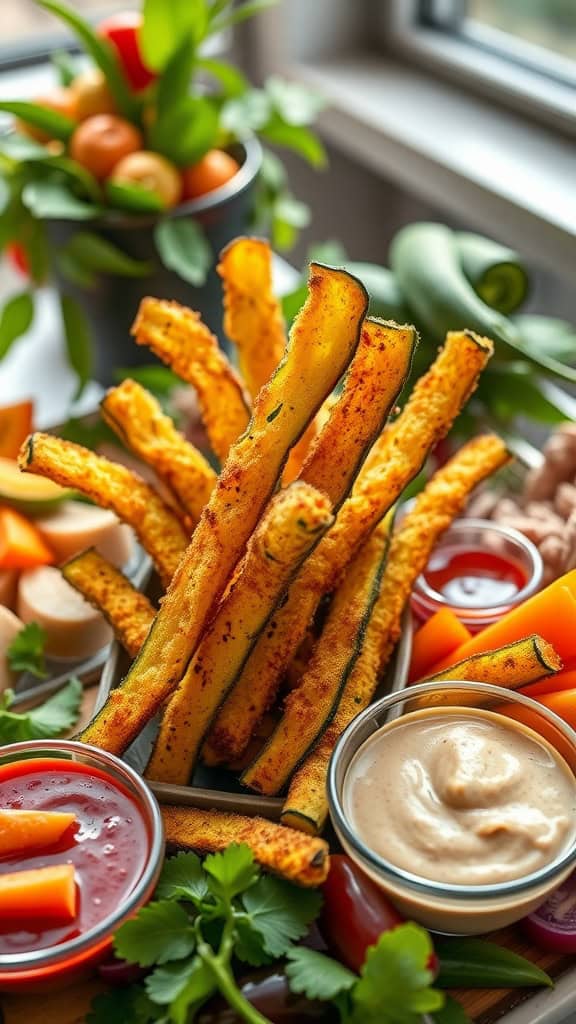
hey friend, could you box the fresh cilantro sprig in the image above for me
[0,677,83,745]
[7,621,48,678]
[88,845,445,1024]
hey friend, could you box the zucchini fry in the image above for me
[218,237,286,399]
[62,549,155,658]
[204,317,417,763]
[132,297,250,462]
[242,513,393,795]
[281,434,510,832]
[101,379,216,525]
[79,264,368,755]
[18,434,188,587]
[208,331,493,764]
[417,635,561,695]
[161,805,329,887]
[146,482,334,784]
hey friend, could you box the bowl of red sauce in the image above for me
[411,518,543,631]
[0,739,164,991]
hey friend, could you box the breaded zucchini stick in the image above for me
[101,378,216,525]
[19,434,188,587]
[78,265,368,755]
[281,434,510,831]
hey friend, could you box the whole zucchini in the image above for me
[391,222,576,383]
[456,231,529,314]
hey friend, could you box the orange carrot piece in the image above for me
[536,688,576,733]
[0,810,76,857]
[522,670,576,699]
[426,574,576,675]
[0,506,54,570]
[409,608,472,683]
[0,864,76,920]
[0,402,33,459]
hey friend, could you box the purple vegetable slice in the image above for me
[524,870,576,952]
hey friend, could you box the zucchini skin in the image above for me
[391,222,576,383]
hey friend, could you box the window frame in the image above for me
[376,0,576,137]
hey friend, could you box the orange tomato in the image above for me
[71,68,116,121]
[17,87,77,142]
[182,149,240,201]
[110,150,182,208]
[70,114,142,181]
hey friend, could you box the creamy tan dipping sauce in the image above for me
[344,708,576,886]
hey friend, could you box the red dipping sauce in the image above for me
[424,549,528,608]
[0,742,163,991]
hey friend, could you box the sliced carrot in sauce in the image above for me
[0,864,76,920]
[0,809,76,857]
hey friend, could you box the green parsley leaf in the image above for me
[169,960,215,1024]
[27,677,83,738]
[233,915,272,967]
[114,901,195,967]
[350,923,444,1024]
[87,985,159,1024]
[145,958,196,1004]
[156,851,209,904]
[7,622,48,678]
[241,875,322,958]
[285,946,356,1001]
[204,843,259,902]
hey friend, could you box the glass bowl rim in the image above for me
[328,680,576,901]
[412,518,543,616]
[0,739,164,970]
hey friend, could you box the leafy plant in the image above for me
[0,676,83,744]
[0,0,325,396]
[7,621,48,678]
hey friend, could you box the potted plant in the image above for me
[0,0,325,387]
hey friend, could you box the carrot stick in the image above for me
[0,864,76,920]
[537,688,576,733]
[409,608,472,682]
[0,810,76,857]
[521,670,576,699]
[0,506,54,570]
[426,573,576,675]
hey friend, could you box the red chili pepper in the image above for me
[320,855,437,975]
[6,242,30,277]
[98,11,156,92]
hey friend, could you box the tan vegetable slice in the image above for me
[79,264,368,755]
[218,237,286,399]
[17,566,112,659]
[131,297,250,462]
[161,805,329,887]
[242,513,394,795]
[0,606,24,694]
[281,433,510,833]
[62,549,155,659]
[208,330,493,764]
[18,434,188,588]
[146,482,334,784]
[101,378,216,525]
[35,501,134,568]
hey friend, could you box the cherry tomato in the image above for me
[182,149,240,201]
[70,114,142,181]
[72,68,116,121]
[98,11,156,92]
[17,87,77,142]
[5,242,30,277]
[110,150,182,209]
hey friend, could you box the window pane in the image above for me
[3,1,120,48]
[467,0,576,62]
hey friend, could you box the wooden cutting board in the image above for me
[1,685,574,1024]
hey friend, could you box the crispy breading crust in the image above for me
[161,804,330,887]
[18,433,188,587]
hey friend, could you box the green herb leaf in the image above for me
[27,156,100,201]
[63,232,154,277]
[155,38,196,120]
[27,676,83,738]
[285,946,356,1001]
[156,852,209,904]
[149,96,220,166]
[265,76,325,126]
[241,875,321,957]
[196,57,249,98]
[7,622,48,678]
[351,923,444,1024]
[87,985,159,1024]
[212,0,277,33]
[145,958,197,1004]
[262,119,327,167]
[114,901,196,967]
[168,959,215,1024]
[221,90,271,137]
[52,49,77,87]
[141,0,205,71]
[435,938,553,989]
[60,293,93,399]
[113,365,181,395]
[432,994,471,1024]
[0,291,34,359]
[204,843,258,902]
[106,181,165,214]
[154,218,212,286]
[233,916,271,967]
[0,100,75,141]
[35,0,138,119]
[0,133,47,161]
[23,180,101,220]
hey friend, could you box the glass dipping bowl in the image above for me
[328,681,576,935]
[0,740,164,992]
[410,518,543,631]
